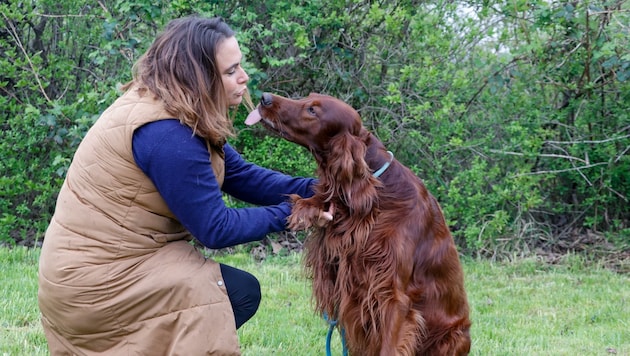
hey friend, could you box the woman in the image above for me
[38,16,326,355]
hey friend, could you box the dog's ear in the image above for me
[323,132,379,218]
[327,132,370,183]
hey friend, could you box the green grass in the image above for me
[1,247,628,355]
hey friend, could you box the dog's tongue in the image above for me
[245,108,262,126]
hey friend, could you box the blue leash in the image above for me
[323,312,348,356]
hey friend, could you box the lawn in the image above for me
[1,247,628,355]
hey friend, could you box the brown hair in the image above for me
[122,16,251,146]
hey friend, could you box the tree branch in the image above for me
[1,12,51,102]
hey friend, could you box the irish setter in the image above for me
[246,93,471,355]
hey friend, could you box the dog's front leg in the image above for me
[287,195,332,231]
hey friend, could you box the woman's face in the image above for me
[216,36,249,107]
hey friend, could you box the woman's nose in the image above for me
[239,68,249,83]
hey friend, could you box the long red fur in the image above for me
[257,93,471,355]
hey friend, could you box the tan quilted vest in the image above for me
[38,87,240,355]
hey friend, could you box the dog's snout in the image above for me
[261,93,273,106]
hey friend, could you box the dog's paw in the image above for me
[287,196,325,231]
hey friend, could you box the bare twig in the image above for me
[511,162,608,177]
[1,12,51,102]
[545,133,630,145]
[32,13,89,18]
[488,149,589,164]
[616,145,630,163]
[457,56,527,121]
[555,42,582,69]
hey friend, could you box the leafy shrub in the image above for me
[1,0,628,257]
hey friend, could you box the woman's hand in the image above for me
[315,203,335,227]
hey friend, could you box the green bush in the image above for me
[1,0,628,257]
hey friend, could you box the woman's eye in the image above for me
[225,65,238,76]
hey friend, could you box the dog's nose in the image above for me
[261,93,272,106]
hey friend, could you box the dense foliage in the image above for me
[1,0,628,257]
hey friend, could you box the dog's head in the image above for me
[245,93,366,162]
[247,92,379,217]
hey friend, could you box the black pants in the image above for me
[219,264,261,329]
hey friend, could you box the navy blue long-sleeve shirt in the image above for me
[132,119,315,249]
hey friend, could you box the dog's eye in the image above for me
[307,106,317,116]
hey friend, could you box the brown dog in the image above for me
[246,93,471,355]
